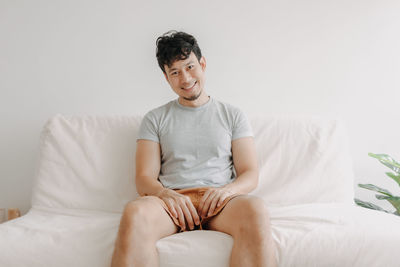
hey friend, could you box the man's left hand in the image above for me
[198,187,235,218]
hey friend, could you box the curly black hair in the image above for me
[156,30,202,74]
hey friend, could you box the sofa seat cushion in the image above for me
[1,204,399,267]
[0,208,120,267]
[157,231,233,267]
[270,203,400,267]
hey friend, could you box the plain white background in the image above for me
[1,0,399,215]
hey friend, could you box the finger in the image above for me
[176,205,186,231]
[198,189,212,214]
[201,191,218,218]
[185,197,200,226]
[180,198,195,230]
[208,193,223,217]
[216,192,228,208]
[165,199,177,218]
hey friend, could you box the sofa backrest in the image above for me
[250,116,354,205]
[31,114,354,213]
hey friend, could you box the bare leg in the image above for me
[206,195,277,267]
[111,196,178,267]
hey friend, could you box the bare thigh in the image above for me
[120,196,179,242]
[204,195,269,235]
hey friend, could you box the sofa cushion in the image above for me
[251,115,355,205]
[1,204,399,267]
[31,114,141,212]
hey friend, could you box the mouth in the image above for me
[181,81,197,91]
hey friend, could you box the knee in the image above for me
[115,197,161,252]
[234,197,270,235]
[120,197,155,234]
[238,197,269,221]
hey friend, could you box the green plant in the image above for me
[354,153,400,216]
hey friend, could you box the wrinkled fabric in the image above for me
[1,114,398,267]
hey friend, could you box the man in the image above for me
[111,31,277,267]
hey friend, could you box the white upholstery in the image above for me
[250,115,354,205]
[1,114,399,267]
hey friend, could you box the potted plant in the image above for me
[354,153,400,216]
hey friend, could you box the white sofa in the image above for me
[1,114,400,267]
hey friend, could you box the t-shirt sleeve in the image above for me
[137,112,160,143]
[232,109,253,140]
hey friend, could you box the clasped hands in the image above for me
[156,187,234,231]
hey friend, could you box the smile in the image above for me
[182,81,197,90]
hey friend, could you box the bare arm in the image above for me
[135,139,164,197]
[135,139,200,231]
[198,136,259,217]
[223,136,259,194]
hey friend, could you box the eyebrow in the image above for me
[168,61,195,73]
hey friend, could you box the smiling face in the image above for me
[163,52,208,107]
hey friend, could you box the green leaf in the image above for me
[368,153,400,174]
[385,172,400,187]
[374,195,400,214]
[358,183,393,196]
[354,198,391,213]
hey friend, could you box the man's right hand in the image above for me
[156,188,200,231]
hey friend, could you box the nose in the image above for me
[180,70,191,84]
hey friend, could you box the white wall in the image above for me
[1,0,399,215]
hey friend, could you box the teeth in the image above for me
[183,81,196,89]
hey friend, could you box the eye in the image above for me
[171,71,178,76]
[188,65,194,70]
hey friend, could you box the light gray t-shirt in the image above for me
[137,97,253,189]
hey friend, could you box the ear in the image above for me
[163,72,169,83]
[200,56,206,71]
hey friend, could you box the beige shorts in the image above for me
[160,187,240,232]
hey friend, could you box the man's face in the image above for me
[163,52,206,105]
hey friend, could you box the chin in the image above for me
[184,90,203,101]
